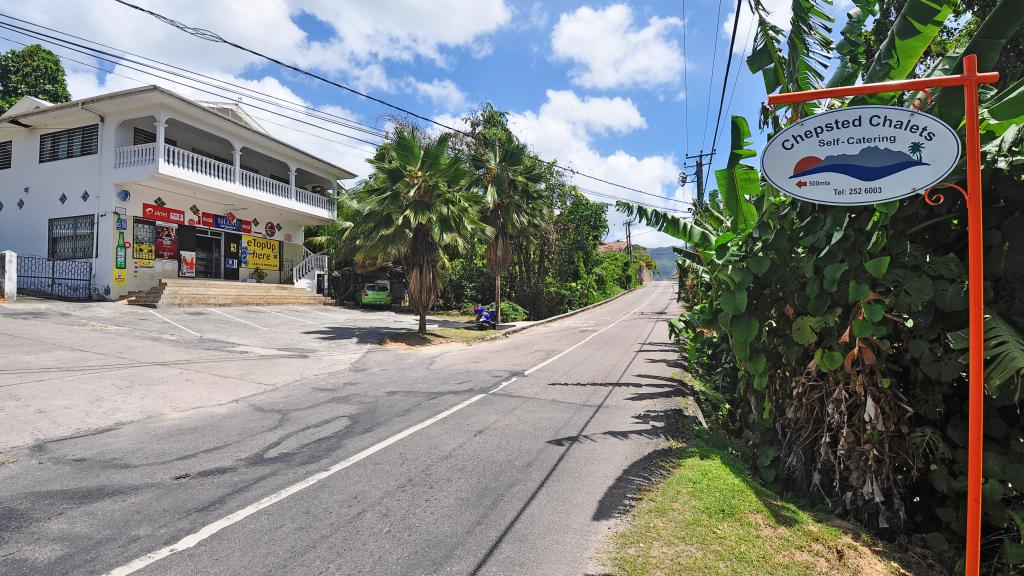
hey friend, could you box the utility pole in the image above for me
[624,219,635,287]
[682,149,715,208]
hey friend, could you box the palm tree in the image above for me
[354,127,485,334]
[907,141,925,162]
[304,192,361,268]
[471,126,551,324]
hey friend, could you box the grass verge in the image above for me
[604,429,935,576]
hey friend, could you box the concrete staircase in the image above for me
[128,279,333,308]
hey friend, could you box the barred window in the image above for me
[39,124,98,163]
[0,140,10,170]
[48,215,95,260]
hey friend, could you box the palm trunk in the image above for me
[419,312,427,335]
[495,274,502,325]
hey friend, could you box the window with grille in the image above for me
[0,140,10,170]
[133,127,177,147]
[48,215,95,260]
[39,124,98,163]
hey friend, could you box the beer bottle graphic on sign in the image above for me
[116,229,126,270]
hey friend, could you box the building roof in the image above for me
[0,85,357,180]
[598,240,628,252]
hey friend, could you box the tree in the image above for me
[304,192,361,269]
[907,141,925,161]
[353,127,485,334]
[467,105,551,324]
[0,44,71,114]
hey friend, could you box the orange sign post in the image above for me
[767,54,998,575]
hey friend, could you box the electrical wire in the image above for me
[681,0,689,157]
[109,0,688,206]
[704,0,744,187]
[700,0,726,153]
[0,17,690,213]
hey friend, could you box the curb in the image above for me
[479,286,643,342]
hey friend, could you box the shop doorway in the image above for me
[195,230,223,279]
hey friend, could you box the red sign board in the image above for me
[142,203,186,225]
[201,212,251,233]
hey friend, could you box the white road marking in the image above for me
[146,309,200,337]
[102,285,660,576]
[254,307,316,325]
[207,308,266,330]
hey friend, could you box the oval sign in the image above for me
[761,105,960,206]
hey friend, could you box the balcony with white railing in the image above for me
[113,142,336,220]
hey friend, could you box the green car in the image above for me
[358,283,392,308]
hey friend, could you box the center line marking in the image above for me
[147,309,200,337]
[254,307,316,324]
[102,286,660,576]
[207,308,266,330]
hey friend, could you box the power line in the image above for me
[700,0,726,153]
[705,0,744,187]
[109,0,688,206]
[723,8,756,130]
[0,16,387,141]
[681,0,689,157]
[0,16,690,212]
[0,25,389,152]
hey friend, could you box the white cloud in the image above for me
[403,77,467,112]
[509,90,689,247]
[551,4,685,90]
[3,1,511,99]
[292,0,511,69]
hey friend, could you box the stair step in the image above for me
[128,279,331,308]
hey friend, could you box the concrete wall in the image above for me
[0,251,15,301]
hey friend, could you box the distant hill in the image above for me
[644,246,681,280]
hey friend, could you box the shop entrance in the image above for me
[195,230,223,279]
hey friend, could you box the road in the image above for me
[0,282,684,575]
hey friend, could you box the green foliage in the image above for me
[0,44,71,114]
[622,3,1024,570]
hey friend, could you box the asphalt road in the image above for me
[0,282,684,575]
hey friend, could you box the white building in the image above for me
[0,86,354,300]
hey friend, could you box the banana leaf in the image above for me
[614,201,715,247]
[918,0,1024,127]
[714,116,759,232]
[858,0,954,105]
[826,0,878,88]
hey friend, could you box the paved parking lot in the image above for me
[0,299,462,453]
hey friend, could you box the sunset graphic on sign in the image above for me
[790,146,929,182]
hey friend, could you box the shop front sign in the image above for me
[240,235,279,270]
[201,212,252,233]
[761,106,960,206]
[142,203,186,225]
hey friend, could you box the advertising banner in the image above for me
[142,203,186,225]
[240,235,279,270]
[156,224,178,259]
[179,251,196,277]
[201,212,252,233]
[133,218,156,262]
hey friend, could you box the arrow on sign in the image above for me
[796,180,807,188]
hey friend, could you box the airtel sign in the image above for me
[142,203,186,224]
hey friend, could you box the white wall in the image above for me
[0,119,112,297]
[0,99,323,300]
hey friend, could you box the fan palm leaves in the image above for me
[353,127,486,334]
[471,129,551,323]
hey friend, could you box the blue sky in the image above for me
[0,0,855,246]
